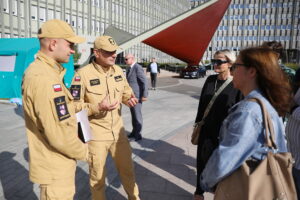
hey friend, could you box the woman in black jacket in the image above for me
[194,49,243,200]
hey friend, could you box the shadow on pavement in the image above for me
[74,167,91,200]
[108,137,196,200]
[14,105,24,119]
[0,150,38,200]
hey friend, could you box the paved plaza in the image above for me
[0,70,214,200]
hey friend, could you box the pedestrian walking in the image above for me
[147,57,160,90]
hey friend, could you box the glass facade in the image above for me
[1,0,299,64]
[195,0,300,64]
[0,0,190,64]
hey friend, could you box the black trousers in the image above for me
[150,73,157,88]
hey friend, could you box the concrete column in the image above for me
[9,0,13,37]
[17,0,21,36]
[0,0,4,37]
[109,0,112,25]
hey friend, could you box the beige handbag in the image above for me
[214,98,297,200]
[191,77,232,145]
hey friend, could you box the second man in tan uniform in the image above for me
[71,35,140,200]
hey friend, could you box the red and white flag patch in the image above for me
[53,84,62,92]
[75,76,81,81]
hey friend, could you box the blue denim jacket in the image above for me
[200,89,287,191]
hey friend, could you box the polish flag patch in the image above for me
[75,76,81,81]
[53,84,62,92]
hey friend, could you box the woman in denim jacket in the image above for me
[199,47,292,193]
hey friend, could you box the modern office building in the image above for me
[0,0,191,64]
[1,0,299,65]
[194,0,300,64]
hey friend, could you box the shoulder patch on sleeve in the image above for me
[70,85,81,100]
[74,76,81,81]
[54,96,70,121]
[53,84,62,92]
[114,75,123,82]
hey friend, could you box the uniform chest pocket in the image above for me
[86,85,105,104]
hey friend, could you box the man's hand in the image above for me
[141,97,147,102]
[127,94,138,107]
[98,95,119,111]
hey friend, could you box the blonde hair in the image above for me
[215,49,236,64]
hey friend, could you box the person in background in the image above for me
[125,53,148,141]
[22,19,89,200]
[293,68,300,94]
[193,49,243,200]
[286,78,300,199]
[261,41,295,83]
[147,57,160,90]
[71,35,140,200]
[199,47,292,194]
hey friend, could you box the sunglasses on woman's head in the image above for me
[211,59,228,66]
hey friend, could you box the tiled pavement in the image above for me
[0,70,214,200]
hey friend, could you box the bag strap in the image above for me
[248,98,277,149]
[200,77,233,123]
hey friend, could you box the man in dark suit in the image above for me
[125,54,148,141]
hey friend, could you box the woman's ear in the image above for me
[248,67,257,78]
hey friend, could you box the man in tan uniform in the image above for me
[71,35,140,200]
[22,19,99,200]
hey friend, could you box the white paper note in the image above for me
[76,109,92,143]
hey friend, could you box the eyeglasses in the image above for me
[211,59,228,66]
[231,63,245,71]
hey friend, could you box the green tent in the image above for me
[0,38,75,98]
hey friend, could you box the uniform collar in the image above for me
[36,51,66,79]
[92,61,116,76]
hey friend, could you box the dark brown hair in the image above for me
[239,47,292,116]
[261,41,283,58]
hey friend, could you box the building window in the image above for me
[65,14,70,23]
[48,9,54,20]
[78,17,83,29]
[31,5,37,20]
[40,7,46,22]
[12,0,18,16]
[3,0,9,13]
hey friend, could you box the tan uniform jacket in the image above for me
[71,62,133,141]
[22,52,88,184]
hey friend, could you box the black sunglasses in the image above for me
[231,63,245,71]
[211,59,228,66]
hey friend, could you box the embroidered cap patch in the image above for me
[54,96,70,121]
[53,84,62,92]
[70,85,81,100]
